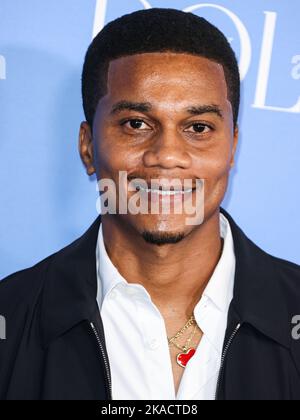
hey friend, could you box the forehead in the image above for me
[105,52,228,105]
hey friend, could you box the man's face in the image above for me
[80,52,238,243]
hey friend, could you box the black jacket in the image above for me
[0,207,300,400]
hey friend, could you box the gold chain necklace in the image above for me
[170,323,197,352]
[167,315,198,368]
[168,315,195,344]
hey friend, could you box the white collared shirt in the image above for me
[96,213,236,400]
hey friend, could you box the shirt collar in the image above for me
[201,212,236,313]
[96,223,128,307]
[96,212,235,313]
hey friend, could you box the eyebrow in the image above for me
[110,100,224,119]
[186,105,223,119]
[110,101,152,115]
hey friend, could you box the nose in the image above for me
[142,128,192,170]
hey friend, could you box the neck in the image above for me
[101,210,224,320]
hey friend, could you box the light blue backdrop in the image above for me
[0,0,299,279]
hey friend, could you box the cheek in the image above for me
[93,124,118,171]
[194,144,232,179]
[192,142,232,204]
[94,131,139,179]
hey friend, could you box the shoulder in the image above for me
[269,254,300,310]
[271,254,300,283]
[0,216,100,317]
[0,255,53,317]
[0,212,99,313]
[0,235,82,314]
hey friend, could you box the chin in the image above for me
[141,230,185,246]
[125,213,192,244]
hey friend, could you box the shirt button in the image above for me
[148,339,160,350]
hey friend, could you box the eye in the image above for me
[121,119,151,131]
[185,123,212,134]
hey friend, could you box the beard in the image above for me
[141,230,185,246]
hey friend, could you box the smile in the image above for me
[137,187,194,195]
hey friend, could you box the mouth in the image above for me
[130,179,197,194]
[130,183,197,207]
[135,186,195,196]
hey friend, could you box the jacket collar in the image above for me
[40,217,102,349]
[221,208,290,348]
[40,208,291,349]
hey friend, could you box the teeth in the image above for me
[138,187,193,195]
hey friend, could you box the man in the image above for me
[0,8,299,401]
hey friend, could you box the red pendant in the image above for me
[177,348,196,368]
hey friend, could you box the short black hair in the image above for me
[81,8,240,129]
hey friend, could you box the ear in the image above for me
[78,122,96,176]
[230,125,239,169]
